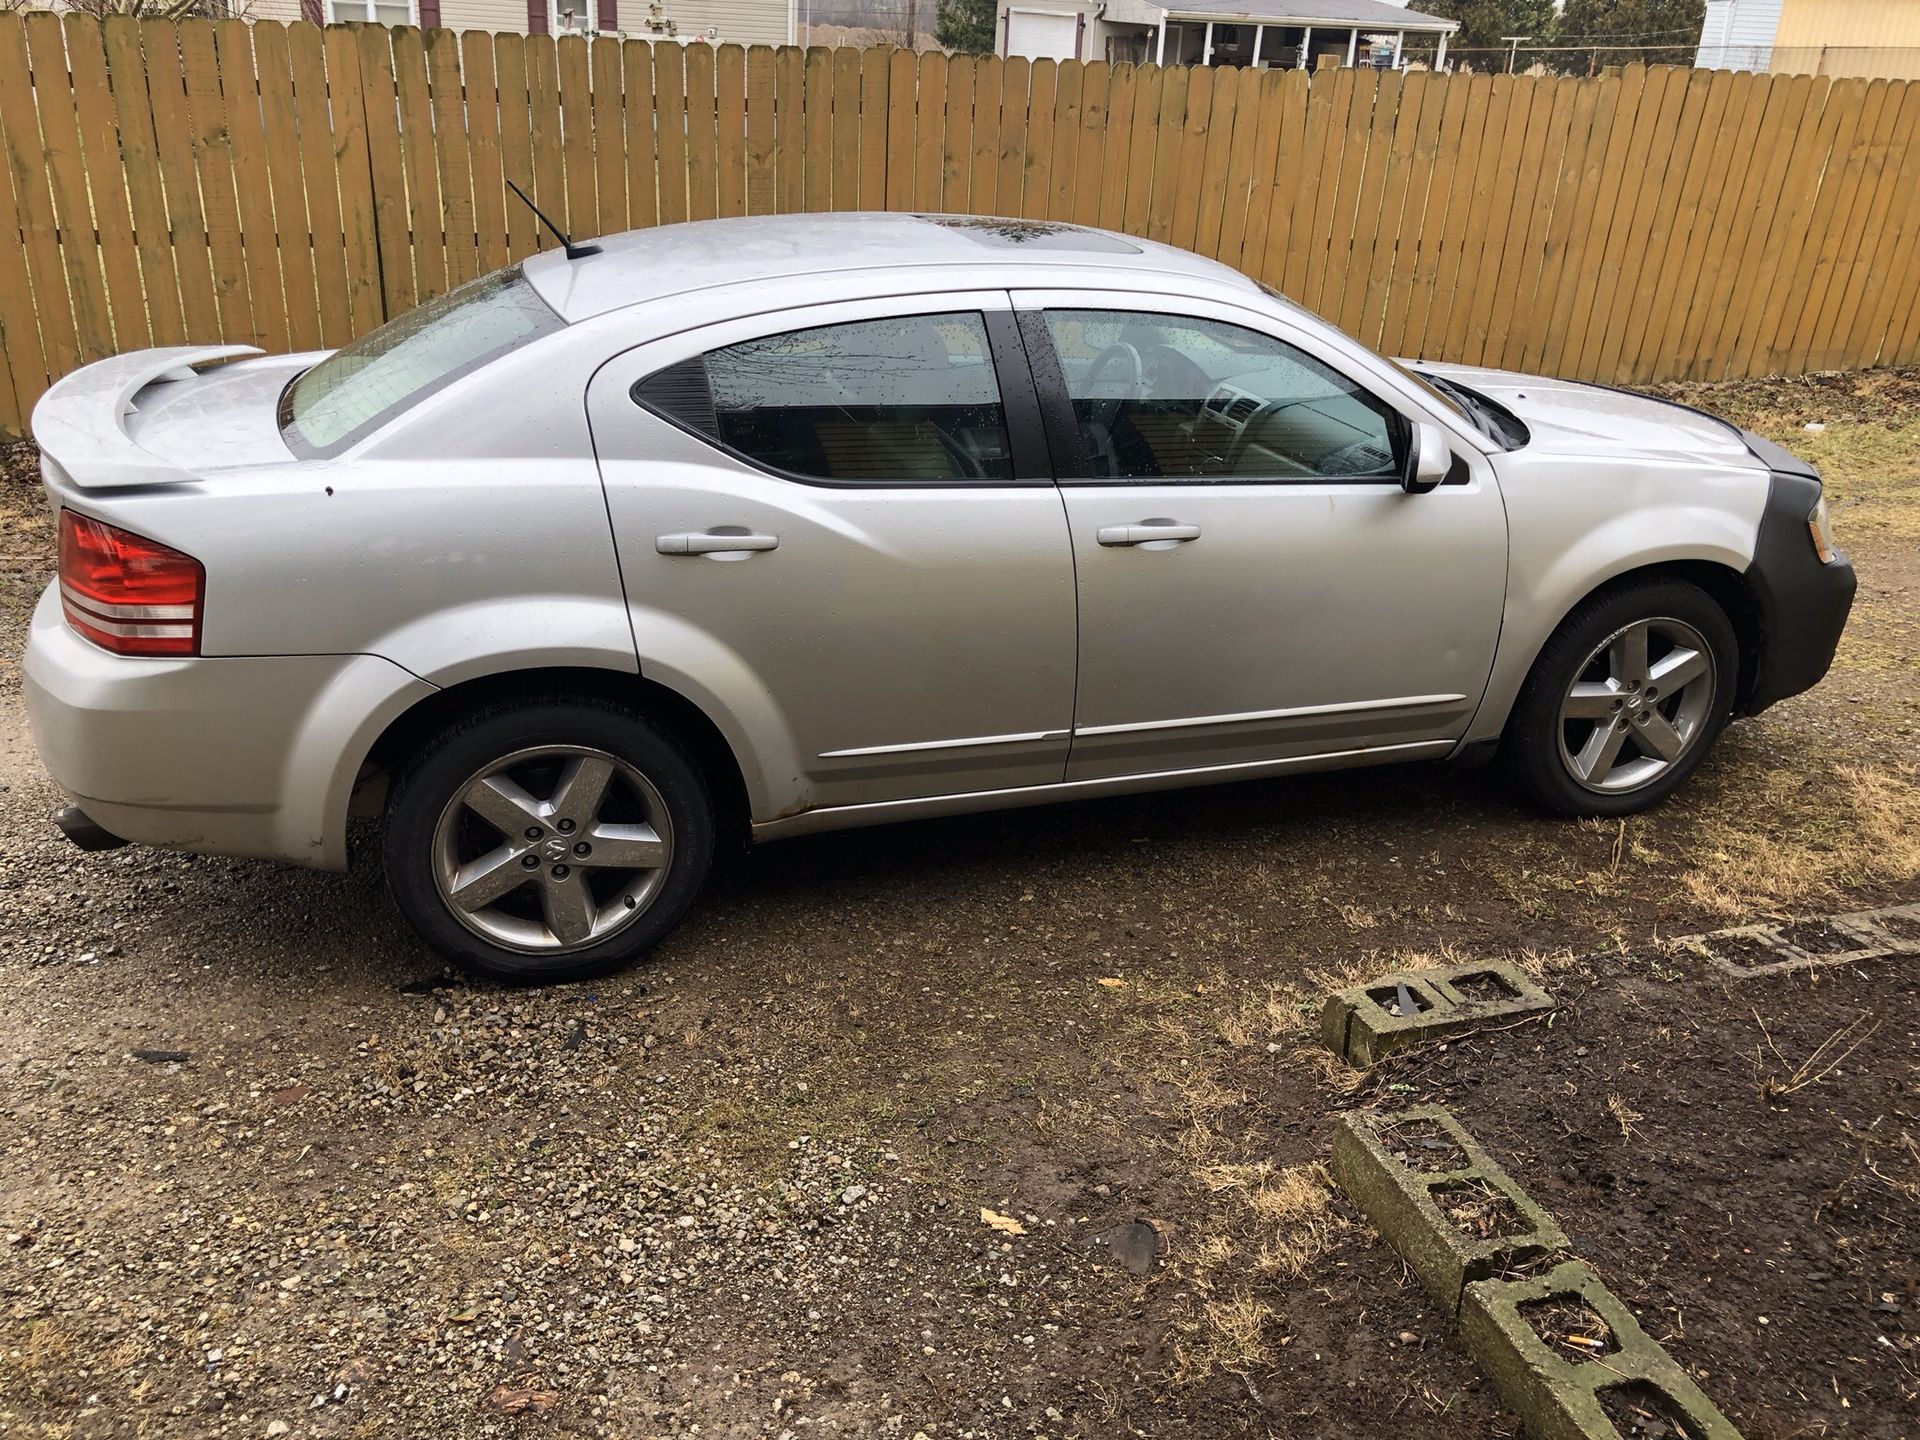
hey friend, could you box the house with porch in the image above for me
[1000,0,1459,69]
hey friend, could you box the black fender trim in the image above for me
[1740,465,1855,715]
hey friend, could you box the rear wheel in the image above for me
[1507,578,1738,816]
[383,699,714,983]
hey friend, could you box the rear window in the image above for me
[279,266,562,457]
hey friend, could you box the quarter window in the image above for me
[1043,309,1405,483]
[634,312,1014,484]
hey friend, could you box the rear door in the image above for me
[585,292,1079,815]
[1016,290,1508,782]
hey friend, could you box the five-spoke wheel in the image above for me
[433,746,674,952]
[384,701,714,982]
[1556,617,1716,793]
[1508,577,1738,816]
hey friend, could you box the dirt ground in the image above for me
[0,369,1915,1439]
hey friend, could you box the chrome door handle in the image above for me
[656,530,780,555]
[1096,521,1202,547]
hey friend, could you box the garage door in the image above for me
[1007,9,1079,61]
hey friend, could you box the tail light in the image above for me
[58,510,203,657]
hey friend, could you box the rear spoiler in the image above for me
[31,345,263,491]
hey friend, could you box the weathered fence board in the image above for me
[0,13,1917,437]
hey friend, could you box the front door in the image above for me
[1016,293,1508,782]
[586,294,1077,815]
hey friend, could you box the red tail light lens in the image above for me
[58,510,204,657]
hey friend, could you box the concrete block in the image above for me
[1331,1104,1568,1314]
[1321,959,1554,1066]
[1675,910,1907,979]
[1834,900,1920,953]
[1461,1260,1743,1440]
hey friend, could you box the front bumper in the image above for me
[1740,463,1856,714]
[22,586,434,869]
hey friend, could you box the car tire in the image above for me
[1506,577,1740,817]
[383,698,714,983]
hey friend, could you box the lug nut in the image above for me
[521,854,539,869]
[574,841,592,857]
[525,826,543,840]
[551,864,570,879]
[557,818,576,833]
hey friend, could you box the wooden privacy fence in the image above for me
[3,13,1920,438]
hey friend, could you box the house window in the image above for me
[554,0,590,30]
[329,0,413,22]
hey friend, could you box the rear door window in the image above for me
[634,312,1014,483]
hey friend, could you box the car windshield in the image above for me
[279,266,562,457]
[1253,279,1492,441]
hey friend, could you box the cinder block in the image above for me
[1331,1104,1568,1314]
[1834,901,1920,953]
[1461,1260,1743,1440]
[1321,959,1554,1066]
[1675,912,1904,979]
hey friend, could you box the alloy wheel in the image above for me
[1556,617,1717,794]
[431,745,674,954]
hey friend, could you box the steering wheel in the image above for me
[1083,342,1146,401]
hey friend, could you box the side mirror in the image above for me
[1403,420,1451,494]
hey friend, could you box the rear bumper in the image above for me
[22,585,434,869]
[1741,467,1856,714]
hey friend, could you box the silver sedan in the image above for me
[23,214,1855,980]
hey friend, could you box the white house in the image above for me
[1000,0,1459,69]
[248,0,797,46]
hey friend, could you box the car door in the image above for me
[585,292,1078,815]
[1014,291,1508,783]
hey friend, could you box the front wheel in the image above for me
[383,699,714,983]
[1506,578,1739,817]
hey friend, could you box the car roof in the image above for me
[520,213,1260,323]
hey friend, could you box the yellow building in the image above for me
[1698,0,1920,79]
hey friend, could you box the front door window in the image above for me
[1043,308,1405,482]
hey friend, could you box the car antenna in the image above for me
[505,177,601,260]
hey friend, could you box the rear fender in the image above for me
[363,599,803,823]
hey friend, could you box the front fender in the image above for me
[1465,459,1769,746]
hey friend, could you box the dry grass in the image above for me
[1753,1009,1880,1102]
[0,1321,81,1408]
[1173,1161,1347,1381]
[1675,760,1920,920]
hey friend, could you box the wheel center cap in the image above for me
[1625,694,1643,711]
[543,836,571,861]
